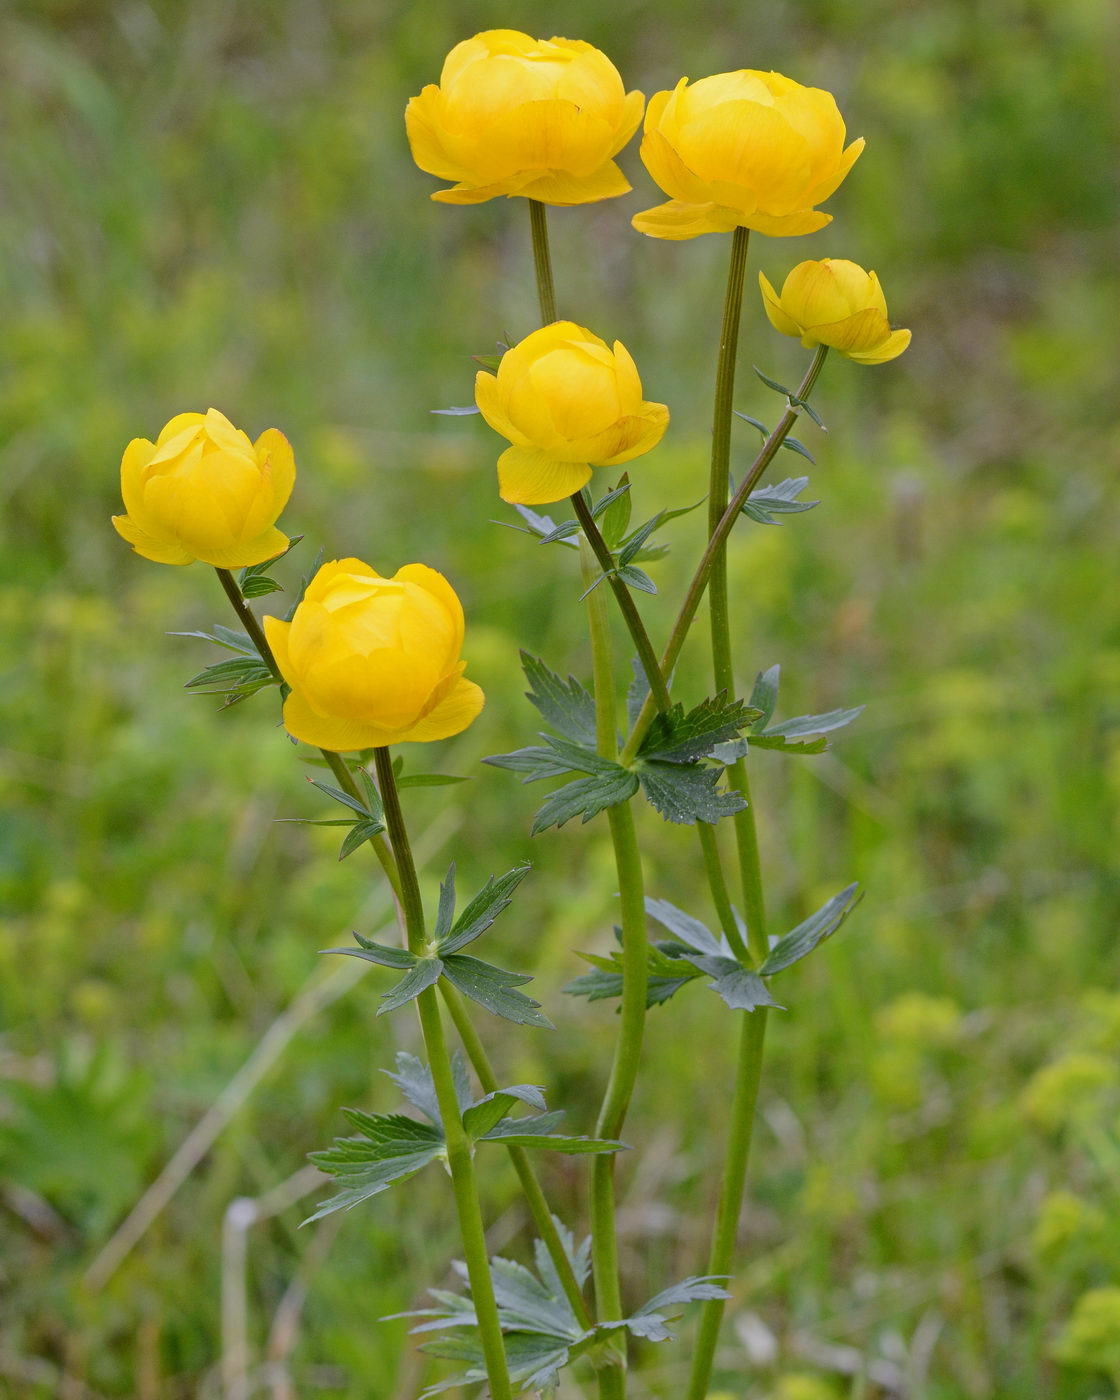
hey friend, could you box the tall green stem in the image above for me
[685,1009,769,1399]
[582,542,648,1395]
[528,200,558,324]
[372,747,512,1400]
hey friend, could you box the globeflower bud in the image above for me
[633,70,863,240]
[263,559,484,753]
[759,259,911,364]
[406,29,644,206]
[474,322,669,505]
[112,408,295,568]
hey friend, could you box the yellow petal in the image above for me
[395,563,465,664]
[596,402,670,466]
[611,340,643,413]
[475,369,530,446]
[758,271,803,339]
[741,207,832,237]
[497,446,591,504]
[683,102,811,209]
[193,527,291,570]
[156,412,205,446]
[399,676,486,743]
[805,136,864,207]
[607,89,646,158]
[846,327,911,365]
[405,87,467,181]
[281,686,391,753]
[119,436,156,521]
[263,615,293,683]
[783,260,864,327]
[111,512,194,565]
[639,126,714,205]
[515,160,631,206]
[254,427,296,512]
[305,558,381,605]
[431,179,526,204]
[631,200,741,240]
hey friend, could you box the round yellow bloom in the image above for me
[406,29,644,206]
[112,408,294,568]
[474,321,669,505]
[263,559,484,753]
[759,259,911,364]
[632,71,863,241]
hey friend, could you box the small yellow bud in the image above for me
[759,260,911,364]
[406,31,643,206]
[475,322,669,505]
[112,408,294,568]
[264,560,484,753]
[633,71,863,240]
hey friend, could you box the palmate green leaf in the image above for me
[520,652,597,746]
[760,882,861,975]
[183,656,275,695]
[170,624,258,656]
[307,778,375,819]
[636,760,746,825]
[595,476,632,548]
[419,1331,574,1398]
[337,817,387,859]
[645,898,724,956]
[461,1085,547,1139]
[483,744,574,781]
[384,1050,471,1126]
[638,692,760,764]
[438,863,532,955]
[305,1103,445,1223]
[682,954,783,1011]
[240,575,283,598]
[496,503,581,549]
[530,767,640,835]
[377,957,443,1016]
[478,1113,624,1155]
[565,930,705,1009]
[767,706,865,738]
[303,1146,442,1222]
[616,563,657,593]
[441,954,553,1029]
[741,475,821,525]
[322,936,415,969]
[749,664,781,728]
[601,1275,732,1343]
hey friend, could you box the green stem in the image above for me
[528,200,558,324]
[215,567,283,682]
[571,491,671,712]
[685,1009,768,1400]
[619,345,829,766]
[372,747,513,1400]
[439,981,594,1331]
[581,542,647,1390]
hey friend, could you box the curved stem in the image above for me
[580,542,647,1391]
[528,200,558,324]
[372,747,512,1400]
[619,345,829,765]
[685,1009,768,1399]
[215,568,283,681]
[571,491,671,712]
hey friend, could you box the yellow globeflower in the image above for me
[263,559,484,753]
[474,321,669,505]
[633,70,863,240]
[406,29,643,206]
[112,408,294,568]
[759,259,911,363]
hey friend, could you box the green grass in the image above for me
[1,1,1117,1396]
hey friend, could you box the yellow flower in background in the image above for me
[406,30,643,206]
[474,321,669,504]
[633,70,863,240]
[759,259,911,363]
[112,408,294,567]
[264,559,484,753]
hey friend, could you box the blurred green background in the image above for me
[1,0,1117,1396]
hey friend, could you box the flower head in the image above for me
[263,559,484,753]
[112,409,294,568]
[406,30,643,206]
[474,321,669,504]
[759,259,911,363]
[633,70,863,240]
